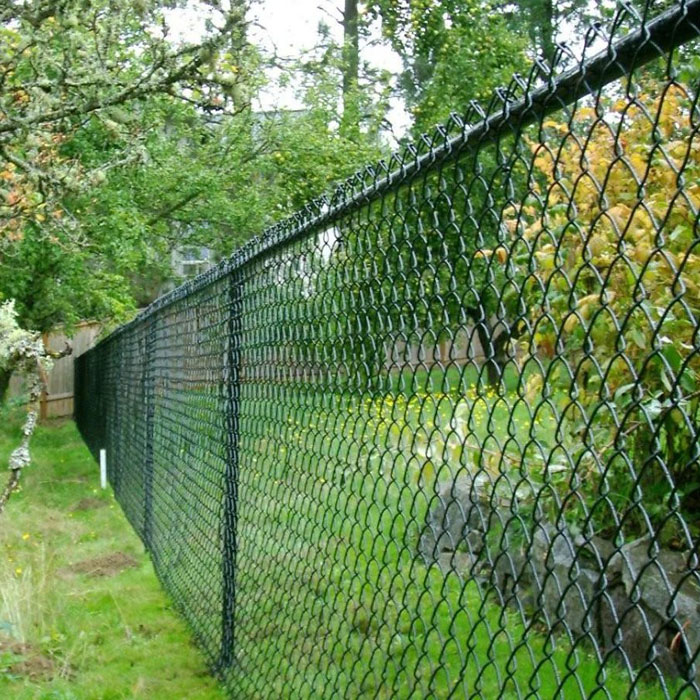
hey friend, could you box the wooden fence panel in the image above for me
[7,321,101,419]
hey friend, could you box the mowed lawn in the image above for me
[0,404,224,700]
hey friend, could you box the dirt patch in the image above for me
[70,552,139,577]
[71,497,107,512]
[0,638,54,680]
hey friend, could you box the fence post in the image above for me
[218,269,242,672]
[143,315,157,550]
[111,340,121,497]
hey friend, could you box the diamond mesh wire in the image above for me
[75,2,700,697]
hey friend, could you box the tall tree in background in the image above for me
[341,0,360,137]
[0,0,398,332]
[367,0,528,134]
[518,0,558,65]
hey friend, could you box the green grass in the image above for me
[384,363,522,396]
[0,404,225,700]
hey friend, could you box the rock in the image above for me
[523,524,599,638]
[436,551,476,576]
[607,537,700,682]
[419,474,494,565]
[419,479,700,686]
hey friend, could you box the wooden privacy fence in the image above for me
[7,320,101,418]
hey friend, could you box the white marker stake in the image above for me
[99,449,107,490]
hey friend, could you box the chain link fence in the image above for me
[76,2,700,697]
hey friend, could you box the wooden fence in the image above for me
[7,321,101,419]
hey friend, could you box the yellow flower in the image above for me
[15,567,22,576]
[22,533,30,540]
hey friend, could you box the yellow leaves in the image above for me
[681,272,699,297]
[542,119,569,133]
[628,153,647,179]
[626,208,656,243]
[607,204,631,229]
[574,292,615,321]
[563,314,580,333]
[576,107,597,120]
[587,232,608,257]
[687,184,700,210]
[632,242,652,264]
[503,218,518,234]
[669,140,687,160]
[525,374,543,404]
[576,293,599,310]
[534,244,555,271]
[522,219,542,240]
[531,144,556,177]
[517,80,700,406]
[12,89,29,105]
[477,246,508,262]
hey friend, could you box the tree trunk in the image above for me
[540,0,556,66]
[341,0,360,138]
[0,470,20,515]
[475,322,502,386]
[474,318,516,388]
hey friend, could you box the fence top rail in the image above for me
[88,0,700,351]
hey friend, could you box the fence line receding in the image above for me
[75,2,700,697]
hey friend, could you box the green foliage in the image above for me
[369,0,528,134]
[0,1,394,331]
[0,0,251,330]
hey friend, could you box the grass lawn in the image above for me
[0,403,225,700]
[34,361,682,699]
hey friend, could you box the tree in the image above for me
[368,0,528,134]
[341,0,360,137]
[0,0,252,329]
[0,301,69,514]
[325,2,529,386]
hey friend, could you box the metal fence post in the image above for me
[144,315,157,550]
[111,340,121,497]
[219,270,242,671]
